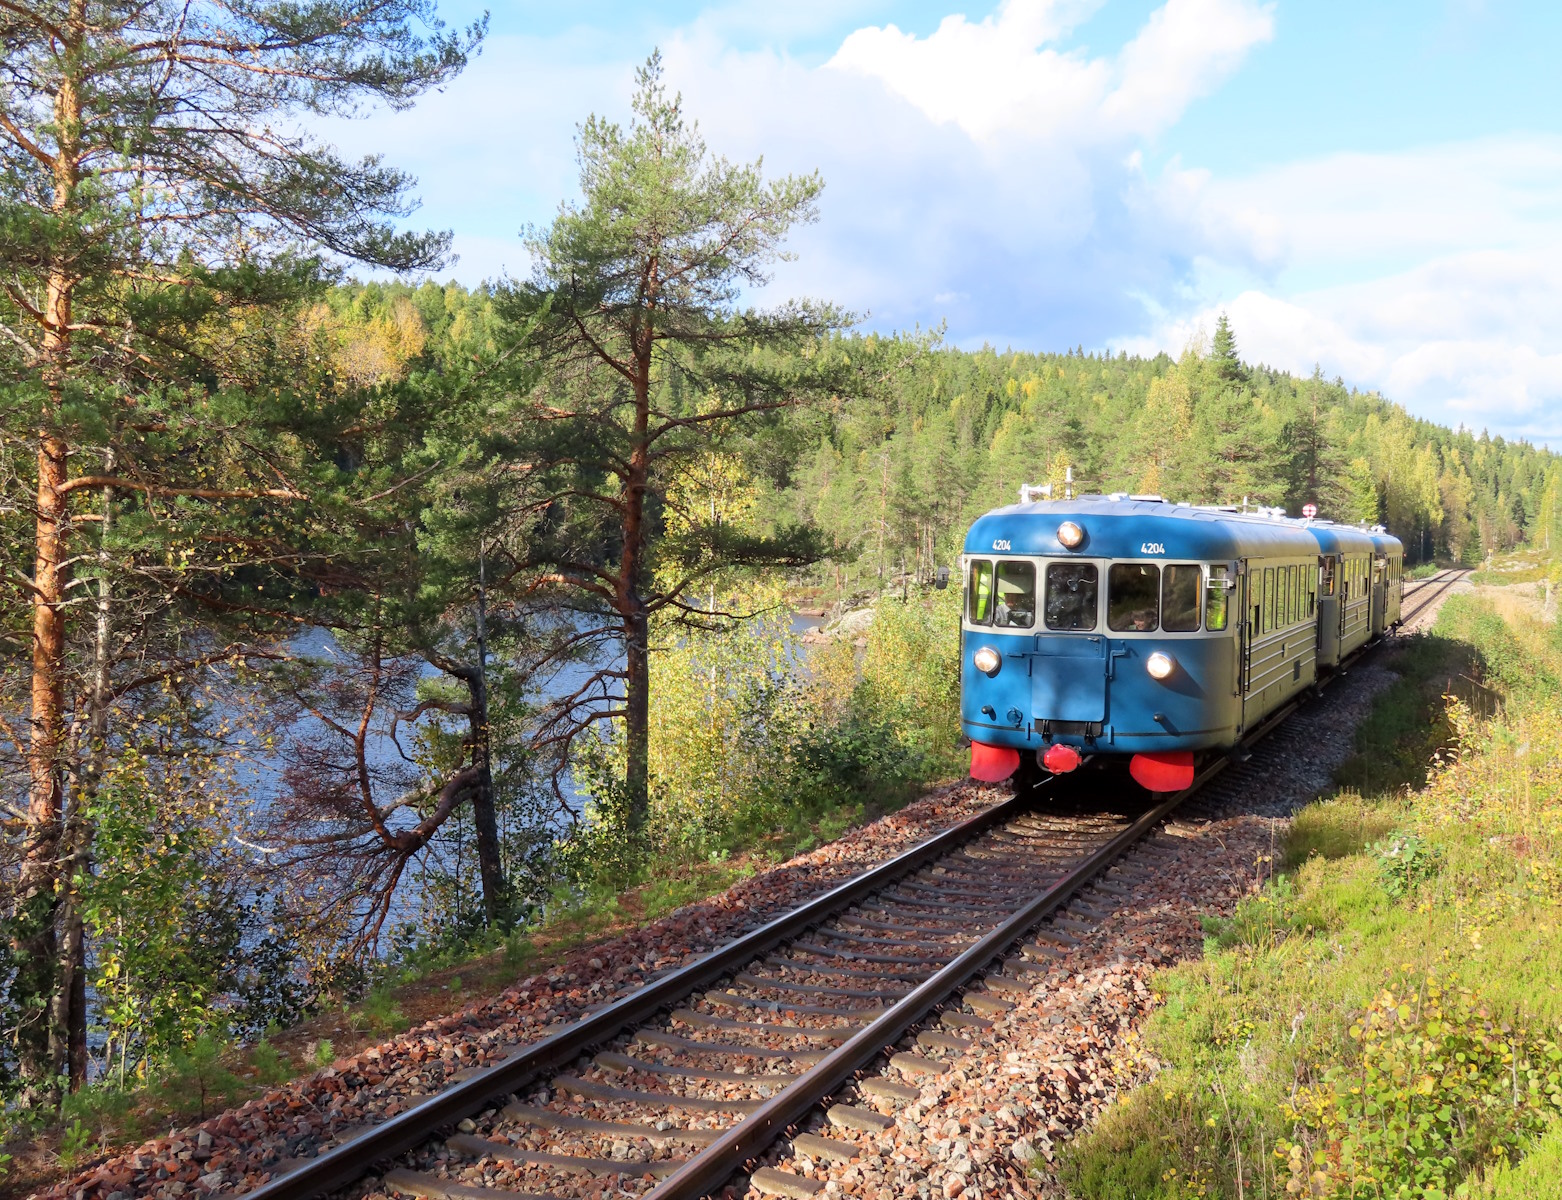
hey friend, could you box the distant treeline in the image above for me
[344,280,1555,577]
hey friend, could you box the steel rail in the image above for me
[642,757,1229,1200]
[1399,568,1467,625]
[245,582,1426,1200]
[240,783,1054,1200]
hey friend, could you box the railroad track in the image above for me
[244,765,1232,1200]
[242,595,1436,1200]
[1399,567,1468,626]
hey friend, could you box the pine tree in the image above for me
[0,0,482,1101]
[496,54,847,844]
[1211,313,1244,385]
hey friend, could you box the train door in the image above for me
[1238,560,1255,727]
[1371,557,1387,636]
[1339,559,1350,640]
[1317,555,1340,667]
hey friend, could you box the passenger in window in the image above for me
[993,562,1035,629]
[1109,563,1160,632]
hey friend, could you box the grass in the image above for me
[1057,551,1562,1199]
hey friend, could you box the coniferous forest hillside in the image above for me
[3,45,1560,1153]
[339,279,1552,583]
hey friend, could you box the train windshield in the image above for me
[1044,562,1098,631]
[967,560,994,623]
[1108,563,1160,631]
[1162,565,1202,632]
[993,561,1036,628]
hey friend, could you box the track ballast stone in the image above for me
[32,785,1005,1200]
[737,651,1407,1200]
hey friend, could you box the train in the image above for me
[959,493,1403,792]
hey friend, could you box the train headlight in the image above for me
[1146,651,1175,680]
[1057,521,1085,549]
[973,646,1002,676]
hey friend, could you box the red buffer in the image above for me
[1041,743,1081,774]
[1129,750,1195,793]
[969,741,1021,783]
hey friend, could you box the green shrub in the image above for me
[1369,832,1442,898]
[156,1033,245,1121]
[250,1038,292,1084]
[57,1117,97,1170]
[1278,978,1562,1198]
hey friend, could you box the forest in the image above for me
[1,0,1559,1137]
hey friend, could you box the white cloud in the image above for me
[322,4,1559,446]
[1123,137,1562,446]
[826,0,1272,142]
[1103,0,1276,137]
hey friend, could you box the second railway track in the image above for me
[1400,567,1469,625]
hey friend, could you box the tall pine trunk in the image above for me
[618,321,654,843]
[17,0,84,1101]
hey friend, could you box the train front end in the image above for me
[960,498,1243,793]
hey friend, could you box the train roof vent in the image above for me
[1107,491,1129,501]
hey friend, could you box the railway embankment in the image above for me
[734,653,1404,1200]
[26,785,1013,1200]
[1055,560,1562,1199]
[22,568,1492,1200]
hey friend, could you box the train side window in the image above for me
[1108,563,1160,632]
[1045,562,1099,631]
[1283,566,1294,626]
[993,561,1036,629]
[1320,556,1335,596]
[1262,568,1273,632]
[1162,564,1201,632]
[1290,566,1300,625]
[1206,566,1231,631]
[967,560,993,625]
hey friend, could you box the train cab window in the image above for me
[993,561,1035,629]
[967,560,993,624]
[1108,563,1160,632]
[1045,562,1098,631]
[1206,566,1231,631]
[1162,565,1201,632]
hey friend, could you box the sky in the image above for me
[323,0,1562,447]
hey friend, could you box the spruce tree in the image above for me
[1211,313,1244,385]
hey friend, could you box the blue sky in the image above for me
[326,1,1562,446]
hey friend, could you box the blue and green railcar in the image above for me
[959,495,1402,791]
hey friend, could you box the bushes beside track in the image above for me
[1059,568,1562,1199]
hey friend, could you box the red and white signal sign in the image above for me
[1302,503,1318,518]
